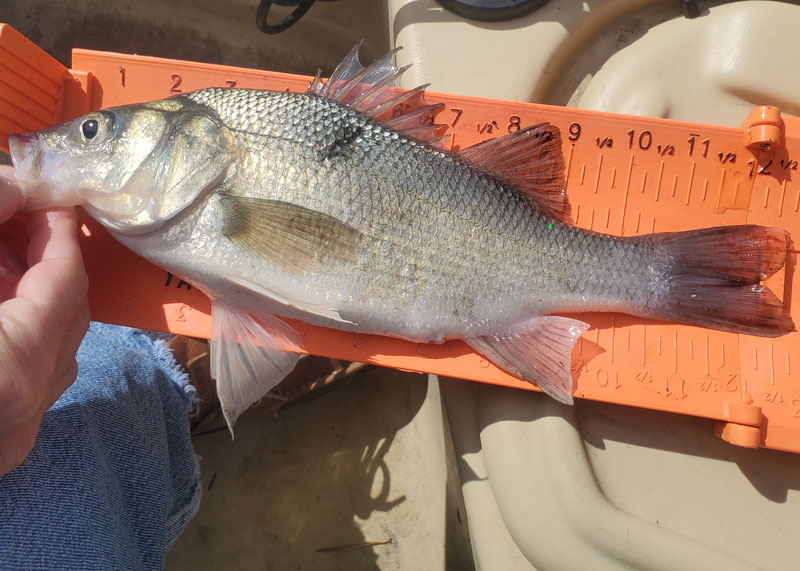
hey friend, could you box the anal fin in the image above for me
[211,300,304,432]
[465,316,589,404]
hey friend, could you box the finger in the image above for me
[0,167,22,224]
[47,300,90,405]
[0,294,85,437]
[25,207,83,271]
[0,312,52,426]
[47,357,79,409]
[0,165,17,180]
[0,242,26,300]
[0,416,41,476]
[0,207,87,429]
[16,208,88,325]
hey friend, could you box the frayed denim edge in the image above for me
[150,337,197,406]
[147,336,203,547]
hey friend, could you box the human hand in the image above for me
[0,165,90,476]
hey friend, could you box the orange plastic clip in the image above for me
[1,24,799,453]
[742,105,781,151]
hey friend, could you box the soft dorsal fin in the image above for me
[308,41,449,148]
[460,123,570,222]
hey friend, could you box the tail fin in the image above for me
[646,225,794,337]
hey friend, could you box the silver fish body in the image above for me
[130,88,652,340]
[8,46,793,426]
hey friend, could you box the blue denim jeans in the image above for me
[0,323,200,570]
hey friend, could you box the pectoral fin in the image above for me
[210,300,304,433]
[220,194,362,273]
[465,316,589,404]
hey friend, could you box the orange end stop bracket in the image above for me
[1,24,799,453]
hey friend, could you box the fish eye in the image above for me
[81,119,99,140]
[78,112,114,144]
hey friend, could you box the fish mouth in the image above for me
[9,132,39,160]
[9,132,42,187]
[7,131,82,211]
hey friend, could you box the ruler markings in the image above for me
[655,161,665,201]
[619,154,634,234]
[715,169,726,210]
[610,314,616,364]
[741,375,748,405]
[770,344,775,385]
[565,145,575,188]
[778,180,787,217]
[673,330,678,374]
[593,154,603,194]
[685,161,696,205]
[642,328,646,366]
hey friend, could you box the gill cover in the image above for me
[11,96,236,233]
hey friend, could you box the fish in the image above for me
[8,44,794,429]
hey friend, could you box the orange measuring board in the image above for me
[1,24,798,452]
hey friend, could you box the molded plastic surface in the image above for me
[0,25,68,140]
[392,3,800,571]
[1,22,799,452]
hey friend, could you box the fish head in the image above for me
[9,97,234,233]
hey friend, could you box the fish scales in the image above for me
[186,88,654,338]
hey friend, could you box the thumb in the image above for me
[0,165,22,224]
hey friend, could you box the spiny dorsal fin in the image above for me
[460,123,570,222]
[308,42,449,148]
